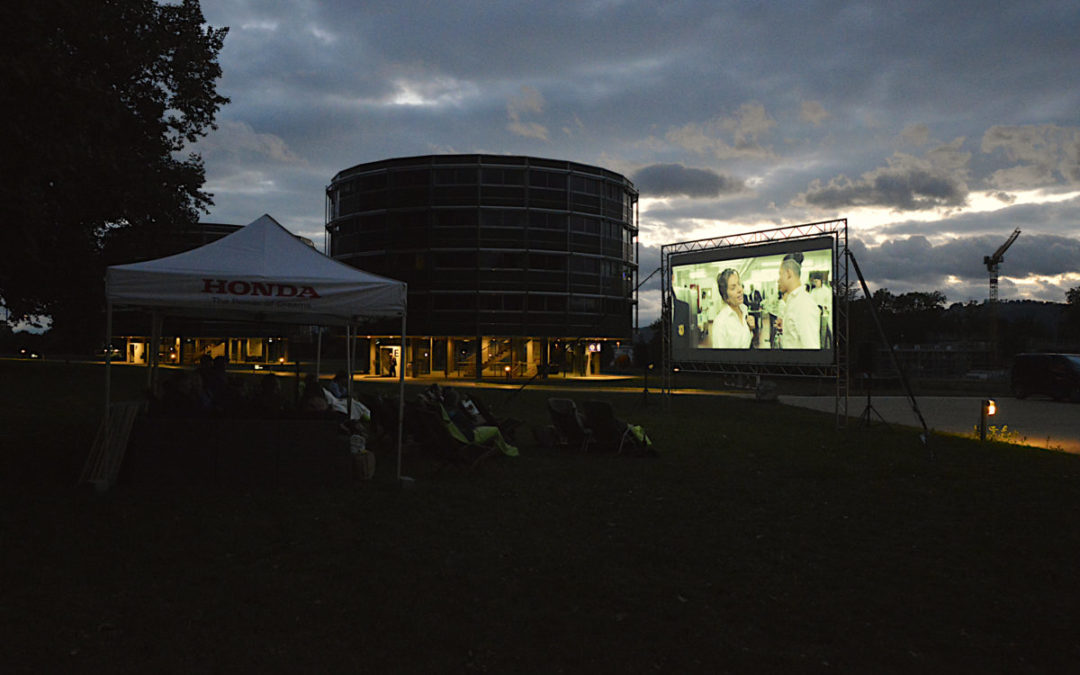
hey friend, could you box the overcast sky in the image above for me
[192,0,1080,323]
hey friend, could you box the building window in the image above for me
[529,170,567,189]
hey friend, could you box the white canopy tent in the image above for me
[104,214,408,481]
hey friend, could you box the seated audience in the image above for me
[251,373,286,417]
[299,373,331,414]
[439,388,518,457]
[160,369,211,416]
[326,370,350,399]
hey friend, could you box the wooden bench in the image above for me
[80,401,147,492]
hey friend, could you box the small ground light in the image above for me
[979,398,997,441]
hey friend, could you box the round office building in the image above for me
[326,154,639,379]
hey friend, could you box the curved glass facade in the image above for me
[326,155,638,343]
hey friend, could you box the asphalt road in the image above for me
[780,394,1080,454]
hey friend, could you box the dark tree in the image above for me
[853,288,950,346]
[1,0,228,346]
[892,290,946,313]
[870,288,896,314]
[1063,286,1080,340]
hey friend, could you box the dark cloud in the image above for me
[868,195,1080,238]
[981,124,1080,188]
[632,164,744,199]
[801,166,967,211]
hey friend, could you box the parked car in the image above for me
[1010,353,1080,401]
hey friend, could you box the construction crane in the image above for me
[984,227,1021,303]
[984,227,1020,368]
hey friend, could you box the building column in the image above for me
[445,337,452,379]
[539,338,548,379]
[477,335,487,381]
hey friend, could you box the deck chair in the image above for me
[546,398,592,452]
[466,392,523,442]
[414,399,500,469]
[579,400,634,454]
[578,399,635,453]
[580,399,655,456]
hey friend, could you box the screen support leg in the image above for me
[846,249,932,452]
[858,373,889,428]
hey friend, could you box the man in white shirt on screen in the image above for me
[776,252,821,350]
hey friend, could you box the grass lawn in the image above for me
[3,359,1080,672]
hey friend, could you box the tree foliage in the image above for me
[870,288,946,314]
[853,287,950,346]
[1064,287,1080,339]
[1,0,228,339]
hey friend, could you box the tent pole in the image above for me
[348,323,356,400]
[345,323,353,418]
[104,300,113,445]
[148,311,162,394]
[397,312,406,482]
[315,325,323,381]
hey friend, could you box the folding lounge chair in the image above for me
[580,399,634,454]
[466,392,523,442]
[546,398,592,452]
[415,399,500,469]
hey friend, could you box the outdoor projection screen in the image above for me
[669,235,836,366]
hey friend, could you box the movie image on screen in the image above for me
[670,236,835,366]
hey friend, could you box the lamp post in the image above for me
[979,398,997,441]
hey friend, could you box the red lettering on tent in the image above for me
[200,279,319,298]
[202,279,227,294]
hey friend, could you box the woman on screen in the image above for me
[710,268,755,349]
[776,252,821,349]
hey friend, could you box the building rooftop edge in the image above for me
[329,153,636,190]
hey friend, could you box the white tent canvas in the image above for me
[99,214,409,488]
[107,214,405,325]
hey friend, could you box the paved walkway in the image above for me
[781,395,1080,453]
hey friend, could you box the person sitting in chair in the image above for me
[252,373,286,417]
[326,370,349,399]
[305,371,372,434]
[299,373,331,414]
[441,388,518,457]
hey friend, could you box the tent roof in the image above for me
[106,214,406,325]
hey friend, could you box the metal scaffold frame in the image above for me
[661,219,851,428]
